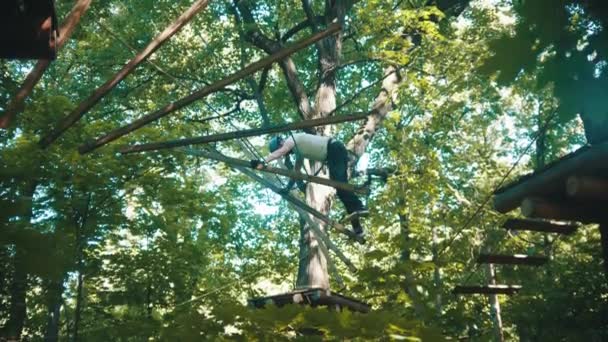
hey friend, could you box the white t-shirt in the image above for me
[264,133,330,163]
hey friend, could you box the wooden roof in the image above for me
[0,0,58,60]
[248,287,370,313]
[493,142,608,223]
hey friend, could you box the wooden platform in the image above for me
[248,287,370,313]
[493,142,608,217]
[477,253,548,266]
[452,285,522,295]
[493,143,608,277]
[0,0,58,59]
[502,218,579,235]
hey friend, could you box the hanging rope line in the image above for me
[437,111,558,258]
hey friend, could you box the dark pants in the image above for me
[327,139,365,233]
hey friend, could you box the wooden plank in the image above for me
[179,147,364,194]
[493,142,608,213]
[119,112,369,153]
[521,197,607,224]
[477,254,548,266]
[566,176,608,200]
[77,23,342,154]
[0,0,92,129]
[452,285,522,295]
[38,0,211,147]
[502,218,579,235]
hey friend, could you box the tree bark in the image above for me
[346,66,401,161]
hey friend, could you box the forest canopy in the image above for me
[1,0,607,340]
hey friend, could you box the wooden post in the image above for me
[566,176,608,200]
[119,112,369,153]
[486,264,505,342]
[0,0,93,129]
[76,24,342,154]
[38,0,211,147]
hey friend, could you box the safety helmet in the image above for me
[269,136,283,153]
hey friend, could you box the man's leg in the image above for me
[327,140,365,233]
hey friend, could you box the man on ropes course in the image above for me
[250,133,368,237]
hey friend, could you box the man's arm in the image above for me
[264,138,295,163]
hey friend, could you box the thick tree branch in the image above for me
[232,0,314,119]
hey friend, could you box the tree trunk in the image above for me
[44,281,64,342]
[295,0,346,289]
[432,228,442,314]
[1,248,28,340]
[72,270,84,341]
[398,207,426,315]
[486,263,504,342]
[600,223,608,281]
[1,181,37,340]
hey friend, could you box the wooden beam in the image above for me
[493,142,608,213]
[77,23,342,154]
[452,285,522,295]
[477,254,548,266]
[521,197,607,224]
[119,112,369,153]
[185,148,363,243]
[566,176,608,200]
[184,148,360,271]
[38,0,211,147]
[502,218,579,235]
[180,147,364,194]
[0,0,93,129]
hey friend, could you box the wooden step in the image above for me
[502,218,579,235]
[452,285,522,295]
[477,253,548,266]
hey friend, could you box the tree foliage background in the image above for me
[1,0,607,340]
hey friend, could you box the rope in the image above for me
[437,111,557,258]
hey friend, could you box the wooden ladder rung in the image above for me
[452,285,522,295]
[502,218,579,235]
[477,253,549,266]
